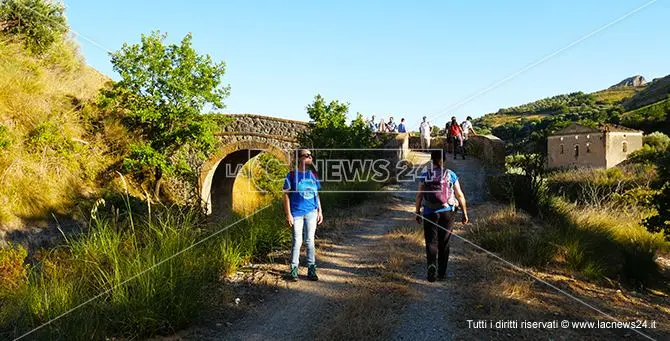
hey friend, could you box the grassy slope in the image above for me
[592,86,643,104]
[0,36,111,228]
[476,76,669,131]
[622,74,670,111]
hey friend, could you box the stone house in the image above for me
[547,123,643,169]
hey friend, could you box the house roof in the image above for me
[549,123,642,136]
[597,123,642,133]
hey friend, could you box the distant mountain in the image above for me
[609,75,647,89]
[622,74,670,111]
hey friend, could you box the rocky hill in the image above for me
[609,75,647,89]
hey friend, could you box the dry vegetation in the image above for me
[592,87,642,104]
[0,35,112,228]
[454,203,670,340]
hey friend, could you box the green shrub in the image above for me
[242,152,289,199]
[630,132,670,164]
[0,0,68,54]
[645,150,670,240]
[0,124,11,150]
[643,131,670,151]
[25,120,72,154]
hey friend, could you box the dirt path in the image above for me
[176,197,420,341]
[164,153,496,341]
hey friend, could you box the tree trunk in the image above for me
[154,169,163,203]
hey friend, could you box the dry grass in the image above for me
[0,36,112,228]
[451,203,670,340]
[592,87,641,104]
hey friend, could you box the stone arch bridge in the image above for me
[198,114,505,216]
[199,114,308,215]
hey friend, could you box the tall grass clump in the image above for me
[466,205,555,267]
[542,197,666,286]
[0,190,294,340]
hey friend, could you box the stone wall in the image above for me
[408,135,505,171]
[547,132,607,169]
[605,131,643,168]
[222,114,309,137]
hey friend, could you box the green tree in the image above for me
[306,94,348,129]
[0,0,67,54]
[644,150,670,240]
[100,31,230,199]
[298,95,381,162]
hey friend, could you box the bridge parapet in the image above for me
[221,114,309,139]
[408,135,505,171]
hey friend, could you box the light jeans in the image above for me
[291,209,318,268]
[420,136,431,150]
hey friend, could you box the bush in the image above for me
[298,95,381,153]
[0,124,10,150]
[546,164,656,207]
[645,150,670,240]
[643,131,670,151]
[466,207,554,267]
[630,132,670,164]
[0,0,68,54]
[24,120,72,154]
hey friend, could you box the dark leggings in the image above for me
[423,210,456,277]
[451,136,464,158]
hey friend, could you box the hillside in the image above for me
[474,74,670,153]
[0,35,114,228]
[622,74,670,111]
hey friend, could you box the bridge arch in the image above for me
[199,140,293,216]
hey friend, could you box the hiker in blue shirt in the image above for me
[415,150,469,282]
[283,148,323,281]
[397,118,407,133]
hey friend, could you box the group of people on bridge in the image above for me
[367,115,407,133]
[420,115,478,159]
[365,114,478,159]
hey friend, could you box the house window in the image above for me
[574,145,580,158]
[586,142,591,153]
[623,141,628,153]
[560,144,564,154]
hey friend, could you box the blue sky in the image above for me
[64,0,668,130]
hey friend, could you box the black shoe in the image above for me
[437,274,447,281]
[307,264,319,281]
[427,264,437,282]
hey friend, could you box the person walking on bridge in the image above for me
[415,150,469,282]
[419,116,431,150]
[448,116,465,160]
[461,116,477,157]
[284,148,323,282]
